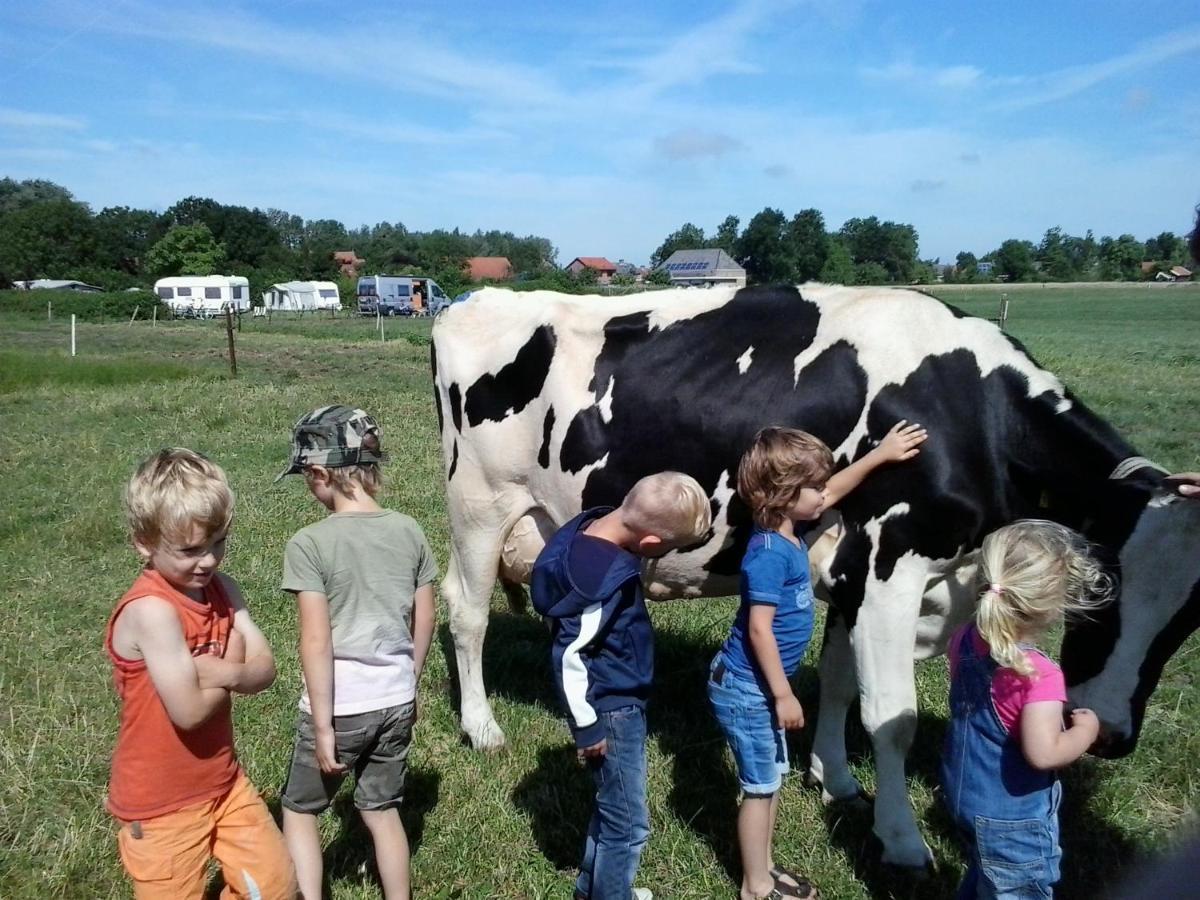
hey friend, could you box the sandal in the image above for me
[769,866,819,900]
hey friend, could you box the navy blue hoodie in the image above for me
[530,507,653,749]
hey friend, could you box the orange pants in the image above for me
[115,772,297,900]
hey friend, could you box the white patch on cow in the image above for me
[736,346,754,374]
[645,468,740,599]
[597,376,615,423]
[563,602,604,728]
[784,285,1072,459]
[1068,497,1200,739]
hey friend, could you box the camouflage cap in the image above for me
[274,405,388,482]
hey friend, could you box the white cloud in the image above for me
[860,61,982,90]
[0,107,86,130]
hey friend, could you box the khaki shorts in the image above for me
[116,771,296,900]
[280,702,415,814]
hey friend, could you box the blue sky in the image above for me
[2,0,1198,265]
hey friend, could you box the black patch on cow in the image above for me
[448,439,459,480]
[538,408,555,469]
[560,286,877,577]
[464,325,556,427]
[431,346,445,436]
[448,382,463,433]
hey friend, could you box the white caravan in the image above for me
[261,281,341,312]
[154,275,251,317]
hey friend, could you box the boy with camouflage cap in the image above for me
[276,405,437,900]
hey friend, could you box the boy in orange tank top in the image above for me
[106,448,296,899]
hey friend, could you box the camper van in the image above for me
[356,275,448,316]
[155,275,251,318]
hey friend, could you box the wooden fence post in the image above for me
[152,305,158,328]
[129,305,140,325]
[71,314,76,357]
[225,307,238,378]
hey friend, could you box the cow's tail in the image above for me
[501,578,529,614]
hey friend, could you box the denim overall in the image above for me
[940,626,1063,899]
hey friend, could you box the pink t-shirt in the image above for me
[948,625,1067,734]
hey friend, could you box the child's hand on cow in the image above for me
[877,420,928,462]
[314,725,348,775]
[578,738,607,762]
[775,693,805,730]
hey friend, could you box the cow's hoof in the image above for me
[803,769,867,808]
[464,717,507,751]
[878,837,934,871]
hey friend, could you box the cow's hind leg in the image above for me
[443,539,507,750]
[808,608,865,804]
[852,560,934,869]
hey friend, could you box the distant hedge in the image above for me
[0,289,168,322]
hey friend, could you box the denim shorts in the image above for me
[707,654,788,795]
[281,701,415,814]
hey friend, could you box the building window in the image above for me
[205,287,221,299]
[177,287,192,297]
[232,286,245,299]
[319,289,338,298]
[157,287,173,299]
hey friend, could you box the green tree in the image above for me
[819,238,855,284]
[0,177,75,215]
[651,222,706,267]
[713,215,740,257]
[0,198,97,283]
[994,239,1036,281]
[954,251,979,282]
[787,209,828,282]
[1098,234,1144,280]
[1037,227,1076,281]
[145,223,227,277]
[853,261,889,284]
[646,267,672,286]
[736,208,795,284]
[94,206,162,275]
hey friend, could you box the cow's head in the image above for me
[1061,479,1200,757]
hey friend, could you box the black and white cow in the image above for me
[431,284,1200,868]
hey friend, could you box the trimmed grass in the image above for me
[0,287,1197,899]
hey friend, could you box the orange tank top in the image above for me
[105,568,240,820]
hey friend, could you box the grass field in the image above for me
[0,285,1197,899]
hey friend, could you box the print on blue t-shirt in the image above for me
[720,527,816,686]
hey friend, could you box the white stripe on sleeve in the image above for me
[562,602,603,729]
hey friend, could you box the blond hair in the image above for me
[977,519,1112,676]
[320,463,383,498]
[125,448,234,546]
[621,471,713,545]
[738,427,835,529]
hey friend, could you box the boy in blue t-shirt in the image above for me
[532,472,712,900]
[710,421,926,900]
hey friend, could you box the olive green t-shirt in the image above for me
[281,510,438,715]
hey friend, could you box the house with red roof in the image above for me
[565,256,618,284]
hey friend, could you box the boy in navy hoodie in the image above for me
[532,472,712,900]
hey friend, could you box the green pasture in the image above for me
[0,285,1197,899]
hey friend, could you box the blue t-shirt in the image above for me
[720,527,816,685]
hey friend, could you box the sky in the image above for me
[1,0,1198,266]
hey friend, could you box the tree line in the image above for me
[652,210,1197,285]
[0,178,559,300]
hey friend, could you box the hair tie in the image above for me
[989,583,1005,595]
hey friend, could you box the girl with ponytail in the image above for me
[940,520,1113,899]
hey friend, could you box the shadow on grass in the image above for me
[453,607,1145,899]
[206,770,441,899]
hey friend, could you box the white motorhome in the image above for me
[261,280,341,312]
[356,274,447,316]
[154,275,251,317]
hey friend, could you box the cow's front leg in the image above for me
[443,544,506,750]
[852,560,933,869]
[808,608,864,803]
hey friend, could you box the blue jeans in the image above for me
[955,782,1062,900]
[575,706,650,900]
[707,655,788,795]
